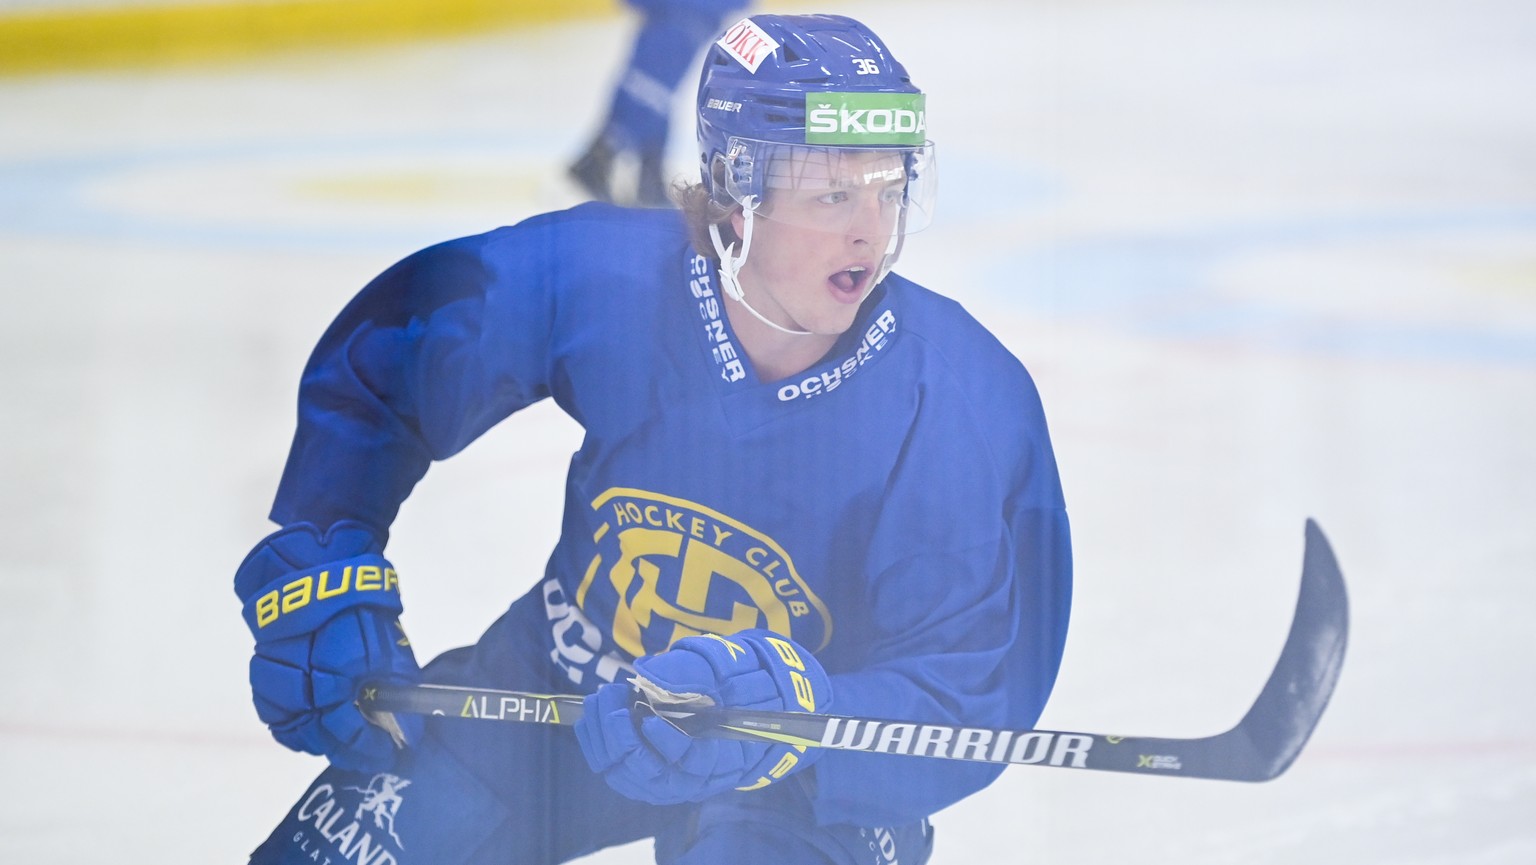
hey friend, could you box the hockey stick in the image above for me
[359,519,1347,782]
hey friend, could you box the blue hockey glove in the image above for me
[574,629,831,805]
[235,521,423,771]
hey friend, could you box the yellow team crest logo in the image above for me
[576,488,832,657]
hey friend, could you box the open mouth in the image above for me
[829,265,870,297]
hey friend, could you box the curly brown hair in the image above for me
[672,177,741,260]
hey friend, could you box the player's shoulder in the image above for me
[886,273,1032,383]
[492,201,687,248]
[405,202,687,263]
[882,272,1050,439]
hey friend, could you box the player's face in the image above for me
[732,149,906,335]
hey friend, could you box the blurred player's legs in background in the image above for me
[568,0,749,206]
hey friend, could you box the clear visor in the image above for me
[721,138,938,236]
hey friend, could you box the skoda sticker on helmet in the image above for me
[806,93,927,146]
[717,18,781,73]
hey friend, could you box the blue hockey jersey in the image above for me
[270,203,1072,827]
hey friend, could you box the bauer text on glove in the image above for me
[235,520,423,771]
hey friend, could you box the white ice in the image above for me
[0,0,1532,861]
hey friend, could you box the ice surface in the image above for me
[1,1,1532,861]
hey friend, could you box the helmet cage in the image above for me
[714,137,938,235]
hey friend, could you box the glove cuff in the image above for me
[240,553,402,640]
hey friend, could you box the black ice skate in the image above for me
[568,135,671,208]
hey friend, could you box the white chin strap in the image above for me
[711,197,813,336]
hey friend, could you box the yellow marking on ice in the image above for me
[294,172,542,206]
[0,0,613,76]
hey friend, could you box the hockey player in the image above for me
[568,0,749,207]
[236,14,1071,865]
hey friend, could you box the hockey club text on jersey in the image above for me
[601,494,821,627]
[688,253,747,383]
[289,774,409,865]
[776,309,896,402]
[716,18,781,74]
[578,488,833,662]
[546,488,833,685]
[820,718,1093,767]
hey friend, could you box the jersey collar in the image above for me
[682,247,903,406]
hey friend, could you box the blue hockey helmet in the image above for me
[696,14,937,233]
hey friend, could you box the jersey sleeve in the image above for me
[808,345,1073,827]
[269,221,563,535]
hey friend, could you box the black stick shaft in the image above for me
[358,519,1347,782]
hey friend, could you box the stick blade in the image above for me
[1224,518,1350,780]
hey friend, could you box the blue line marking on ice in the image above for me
[995,210,1536,367]
[0,133,562,251]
